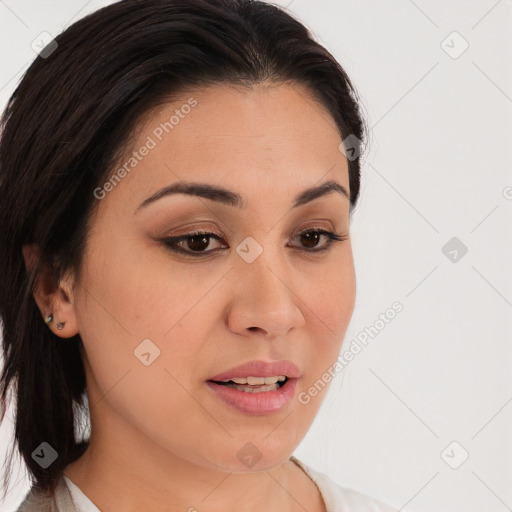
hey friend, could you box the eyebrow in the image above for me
[135,179,349,213]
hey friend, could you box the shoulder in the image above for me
[15,477,73,512]
[290,456,399,512]
[15,486,56,512]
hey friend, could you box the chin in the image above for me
[206,443,294,474]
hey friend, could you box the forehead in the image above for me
[100,82,349,212]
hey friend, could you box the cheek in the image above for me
[293,258,355,418]
[74,238,222,387]
[73,247,211,442]
[296,253,355,402]
[77,236,190,338]
[302,251,356,346]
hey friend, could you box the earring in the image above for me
[45,314,53,324]
[56,321,66,330]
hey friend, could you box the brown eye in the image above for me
[300,230,323,249]
[290,229,346,252]
[186,234,212,252]
[161,231,227,256]
[161,228,347,258]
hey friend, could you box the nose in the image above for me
[225,250,306,338]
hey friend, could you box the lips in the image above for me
[208,360,301,382]
[206,360,302,414]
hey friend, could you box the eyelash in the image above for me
[160,228,348,258]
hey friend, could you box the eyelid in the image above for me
[162,224,224,239]
[294,223,333,236]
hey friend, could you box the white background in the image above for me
[1,1,511,511]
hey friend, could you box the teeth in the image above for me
[218,375,287,385]
[223,382,280,392]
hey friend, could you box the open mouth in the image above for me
[206,361,300,414]
[206,375,299,414]
[208,376,289,393]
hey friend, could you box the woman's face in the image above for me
[70,82,355,472]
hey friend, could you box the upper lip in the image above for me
[208,360,301,381]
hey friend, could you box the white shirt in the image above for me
[290,456,398,512]
[63,476,100,512]
[19,457,398,512]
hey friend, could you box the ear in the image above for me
[22,244,80,339]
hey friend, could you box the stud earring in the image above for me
[56,321,66,330]
[45,314,53,324]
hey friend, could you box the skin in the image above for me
[25,82,356,512]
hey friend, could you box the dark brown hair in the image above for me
[0,0,367,498]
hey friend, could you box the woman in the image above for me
[0,0,398,510]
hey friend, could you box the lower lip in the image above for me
[206,378,299,415]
